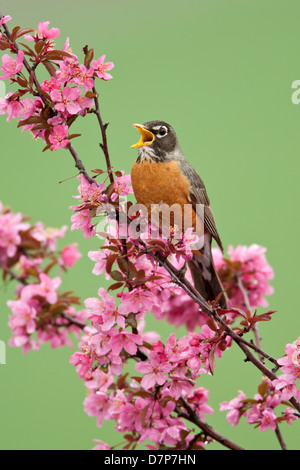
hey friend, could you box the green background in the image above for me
[0,0,299,450]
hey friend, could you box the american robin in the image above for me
[130,120,227,309]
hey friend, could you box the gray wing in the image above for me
[179,160,224,252]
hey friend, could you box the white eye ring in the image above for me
[156,126,168,138]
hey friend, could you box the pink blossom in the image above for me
[282,408,297,425]
[37,273,62,305]
[69,351,94,380]
[92,440,111,451]
[248,406,277,432]
[38,21,60,39]
[50,86,81,115]
[70,209,95,238]
[0,50,24,79]
[55,63,73,84]
[85,288,125,331]
[41,77,61,93]
[165,333,190,363]
[77,94,94,114]
[119,398,148,433]
[220,390,247,427]
[118,288,154,315]
[110,331,142,356]
[7,299,37,334]
[84,391,110,427]
[18,98,37,121]
[60,243,82,267]
[135,351,172,390]
[73,64,94,91]
[0,93,24,122]
[111,174,133,202]
[88,250,108,275]
[274,338,300,393]
[213,244,274,309]
[187,388,214,421]
[0,15,12,27]
[31,223,67,251]
[0,208,30,260]
[92,55,114,80]
[49,124,70,150]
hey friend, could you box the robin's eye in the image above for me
[157,126,168,137]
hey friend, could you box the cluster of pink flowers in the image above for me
[0,19,114,150]
[70,317,219,448]
[273,338,300,401]
[0,201,85,353]
[213,244,274,309]
[2,15,299,451]
[70,174,133,238]
[220,378,297,432]
[0,201,30,262]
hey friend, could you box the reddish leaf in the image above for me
[68,133,82,140]
[258,381,268,397]
[84,48,94,68]
[15,28,34,39]
[91,169,106,175]
[106,253,118,275]
[16,76,28,88]
[42,60,57,77]
[45,49,73,60]
[10,26,21,43]
[0,40,10,50]
[19,43,35,57]
[17,116,46,128]
[108,282,124,292]
[110,270,124,282]
[35,40,45,54]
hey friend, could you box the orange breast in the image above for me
[131,160,189,205]
[131,160,202,235]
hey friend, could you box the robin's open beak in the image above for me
[131,124,155,148]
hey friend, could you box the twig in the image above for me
[178,398,245,451]
[1,265,28,285]
[92,86,114,184]
[68,144,99,185]
[237,275,263,355]
[275,424,288,451]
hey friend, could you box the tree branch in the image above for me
[178,397,245,451]
[92,87,114,184]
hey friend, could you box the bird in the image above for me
[130,120,228,309]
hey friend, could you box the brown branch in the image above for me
[1,265,28,285]
[68,144,99,185]
[92,87,114,184]
[275,424,288,451]
[178,398,245,451]
[60,312,87,330]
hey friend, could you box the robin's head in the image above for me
[131,120,180,161]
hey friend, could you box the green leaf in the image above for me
[110,270,124,282]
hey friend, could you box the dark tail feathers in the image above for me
[188,254,228,309]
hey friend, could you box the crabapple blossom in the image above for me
[0,15,12,26]
[91,55,114,80]
[60,243,82,268]
[50,86,82,116]
[0,50,24,79]
[49,124,70,150]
